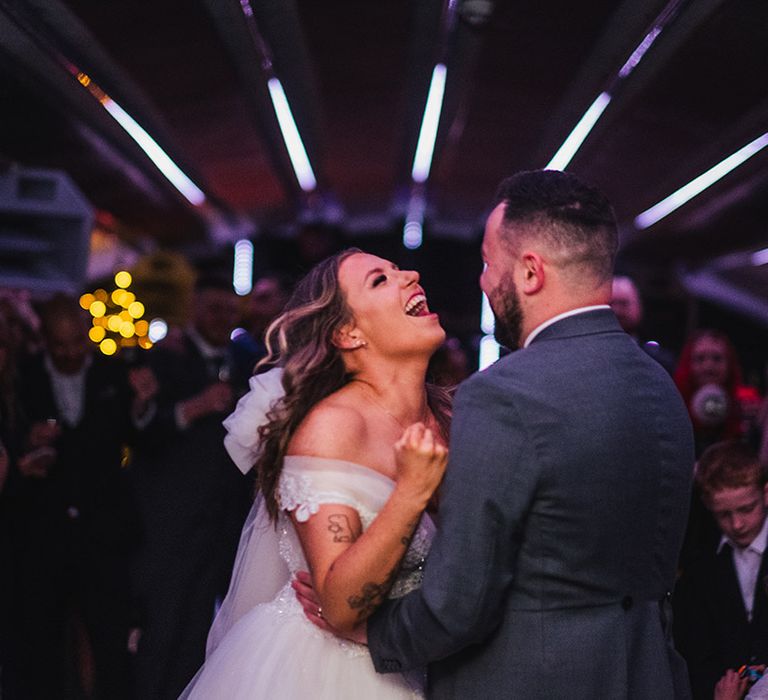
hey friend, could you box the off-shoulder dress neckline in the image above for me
[282,454,395,486]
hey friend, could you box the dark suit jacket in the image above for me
[132,333,251,560]
[130,332,252,699]
[368,309,694,699]
[13,352,141,554]
[674,539,768,699]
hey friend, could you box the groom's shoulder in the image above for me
[455,352,524,401]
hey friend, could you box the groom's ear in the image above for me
[520,251,545,295]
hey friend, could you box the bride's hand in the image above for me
[292,571,368,644]
[394,422,448,504]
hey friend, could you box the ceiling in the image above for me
[0,0,767,330]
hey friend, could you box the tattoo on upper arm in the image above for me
[347,568,398,621]
[327,514,357,543]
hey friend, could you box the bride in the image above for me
[181,249,451,698]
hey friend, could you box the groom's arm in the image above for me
[367,370,538,672]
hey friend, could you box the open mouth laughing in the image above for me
[404,292,430,317]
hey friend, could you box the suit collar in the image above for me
[526,307,622,346]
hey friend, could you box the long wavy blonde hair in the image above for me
[254,248,451,520]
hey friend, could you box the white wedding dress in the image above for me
[180,454,435,699]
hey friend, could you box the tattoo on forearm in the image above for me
[347,568,398,621]
[327,514,357,543]
[401,519,418,548]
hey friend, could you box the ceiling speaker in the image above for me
[0,165,93,294]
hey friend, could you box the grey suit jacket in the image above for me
[368,309,694,699]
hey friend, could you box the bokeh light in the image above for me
[148,318,168,343]
[114,271,132,288]
[128,301,145,319]
[100,338,117,355]
[84,273,151,355]
[89,326,106,342]
[89,300,106,318]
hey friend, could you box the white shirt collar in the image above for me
[187,327,227,360]
[718,515,768,555]
[523,305,611,348]
[44,353,92,380]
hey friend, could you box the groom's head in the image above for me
[481,170,617,349]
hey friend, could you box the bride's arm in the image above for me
[291,423,446,635]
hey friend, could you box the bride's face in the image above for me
[337,253,445,358]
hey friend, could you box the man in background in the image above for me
[131,273,252,699]
[611,274,676,373]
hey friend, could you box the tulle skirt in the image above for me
[180,585,424,699]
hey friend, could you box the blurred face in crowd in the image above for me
[480,204,524,350]
[194,287,240,348]
[610,277,642,335]
[45,316,91,375]
[691,334,729,388]
[707,484,768,548]
[249,277,288,335]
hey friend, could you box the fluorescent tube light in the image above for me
[480,293,495,334]
[411,64,447,183]
[752,248,768,266]
[635,132,768,229]
[618,26,662,78]
[101,98,206,206]
[479,334,500,370]
[73,72,206,205]
[267,78,317,192]
[545,92,612,171]
[403,220,423,250]
[233,239,254,295]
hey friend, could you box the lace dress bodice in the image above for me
[277,456,435,599]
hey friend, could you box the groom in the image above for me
[366,170,695,698]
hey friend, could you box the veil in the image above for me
[206,367,287,656]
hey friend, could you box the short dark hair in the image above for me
[696,440,766,501]
[494,170,618,282]
[38,294,89,336]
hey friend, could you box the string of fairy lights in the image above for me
[79,271,153,355]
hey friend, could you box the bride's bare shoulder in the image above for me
[287,389,368,458]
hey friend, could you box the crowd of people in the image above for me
[0,170,766,699]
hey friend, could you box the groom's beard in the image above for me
[490,273,524,350]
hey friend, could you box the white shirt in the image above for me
[523,305,611,348]
[718,517,768,621]
[44,355,92,427]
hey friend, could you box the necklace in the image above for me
[356,382,429,431]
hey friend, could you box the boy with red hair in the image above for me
[675,441,768,699]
